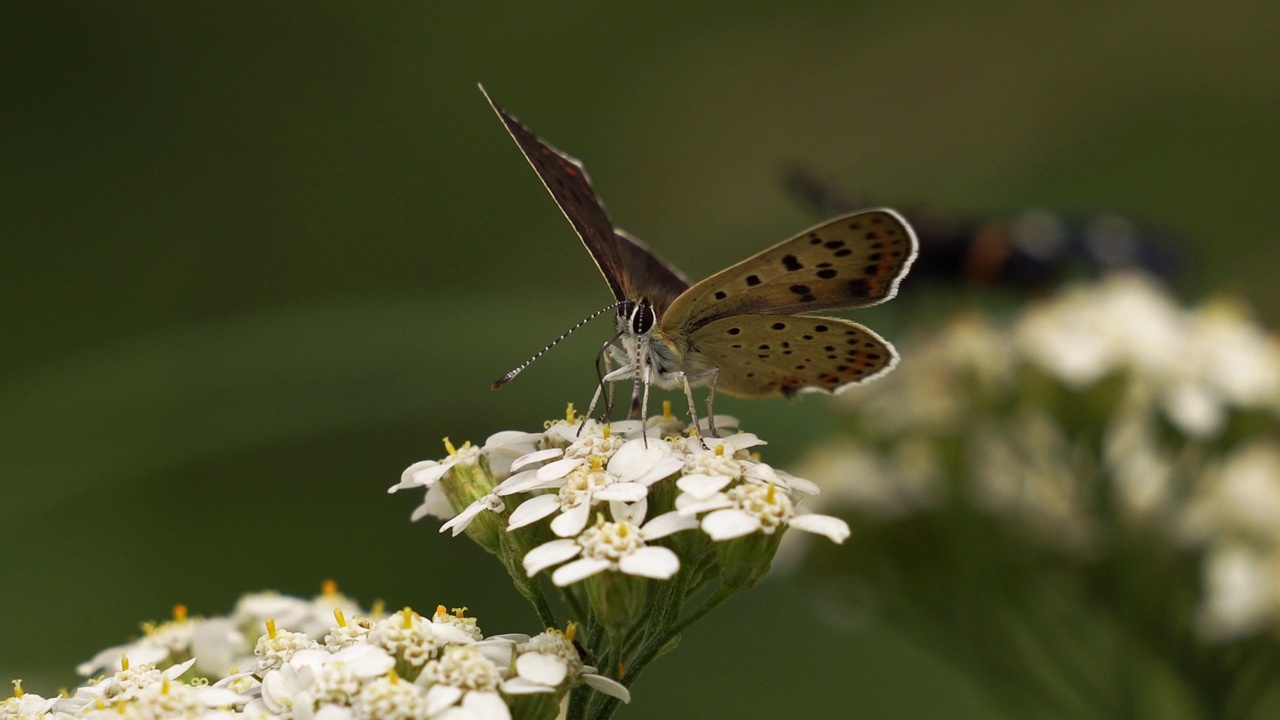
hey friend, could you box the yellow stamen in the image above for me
[172,604,188,623]
[565,403,578,423]
[388,669,400,684]
[371,599,386,618]
[161,678,170,695]
[602,425,611,440]
[58,687,69,699]
[453,607,467,618]
[333,608,347,628]
[120,654,130,671]
[590,456,603,471]
[565,622,578,642]
[11,679,24,698]
[766,484,776,503]
[618,523,629,538]
[402,607,415,629]
[715,444,725,456]
[662,400,672,420]
[265,618,277,640]
[435,605,448,619]
[443,437,457,455]
[321,579,338,596]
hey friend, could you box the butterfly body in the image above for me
[482,86,917,423]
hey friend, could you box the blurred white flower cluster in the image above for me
[6,587,627,720]
[793,274,1280,641]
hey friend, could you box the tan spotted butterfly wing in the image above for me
[481,86,689,316]
[658,210,917,398]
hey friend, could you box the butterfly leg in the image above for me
[692,367,720,438]
[674,372,711,448]
[583,363,634,437]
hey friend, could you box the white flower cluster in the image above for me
[793,274,1280,640]
[7,592,626,720]
[1017,275,1280,438]
[392,405,849,588]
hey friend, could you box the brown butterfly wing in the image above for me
[660,208,917,334]
[614,228,690,317]
[681,315,898,399]
[482,86,688,308]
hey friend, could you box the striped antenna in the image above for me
[492,302,625,390]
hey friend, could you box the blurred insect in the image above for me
[484,88,918,434]
[784,166,1181,292]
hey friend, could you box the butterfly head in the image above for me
[619,299,657,338]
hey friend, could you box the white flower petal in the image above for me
[611,498,647,526]
[493,469,544,496]
[523,540,582,576]
[552,558,612,586]
[618,546,680,579]
[582,673,631,702]
[788,513,851,543]
[440,499,489,536]
[609,420,646,437]
[411,485,457,522]
[508,494,562,530]
[462,691,512,720]
[676,493,734,515]
[701,509,761,540]
[412,461,452,487]
[390,460,442,492]
[162,658,198,679]
[501,677,558,694]
[315,704,354,720]
[676,474,732,499]
[608,439,677,484]
[511,448,564,472]
[538,457,584,481]
[196,687,249,707]
[551,502,592,537]
[641,511,699,540]
[594,482,649,502]
[775,469,820,496]
[515,652,569,686]
[425,684,464,716]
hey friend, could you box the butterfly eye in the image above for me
[630,302,656,336]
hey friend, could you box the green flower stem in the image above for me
[561,583,589,626]
[507,561,557,630]
[588,583,739,720]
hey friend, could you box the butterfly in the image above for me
[482,86,918,434]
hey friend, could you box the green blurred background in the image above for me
[3,1,1277,716]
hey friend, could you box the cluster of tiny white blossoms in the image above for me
[391,403,849,591]
[792,274,1280,641]
[5,589,626,720]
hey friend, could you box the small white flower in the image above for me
[1196,543,1276,642]
[354,673,429,720]
[325,614,376,651]
[523,505,695,586]
[2,684,58,718]
[255,625,322,673]
[369,609,476,671]
[418,646,509,720]
[686,483,850,543]
[392,439,484,522]
[501,628,630,703]
[506,438,683,537]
